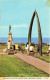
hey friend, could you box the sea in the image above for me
[0,37,50,44]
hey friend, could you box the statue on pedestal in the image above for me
[7,25,13,48]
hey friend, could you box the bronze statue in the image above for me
[9,25,11,33]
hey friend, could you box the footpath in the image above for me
[15,54,50,74]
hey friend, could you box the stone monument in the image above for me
[8,25,13,44]
[7,25,13,49]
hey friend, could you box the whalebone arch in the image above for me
[28,10,42,55]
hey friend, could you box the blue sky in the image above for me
[0,0,50,38]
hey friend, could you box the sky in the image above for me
[0,0,50,38]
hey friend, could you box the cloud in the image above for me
[0,24,28,28]
[46,0,50,7]
[12,24,28,28]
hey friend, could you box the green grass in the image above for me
[0,54,49,77]
[34,55,50,63]
[42,46,49,52]
[0,44,7,49]
[34,45,49,53]
[34,45,50,63]
[22,46,25,50]
[34,47,37,51]
[27,45,50,62]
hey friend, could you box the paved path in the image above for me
[0,53,3,54]
[15,54,50,74]
[0,52,5,54]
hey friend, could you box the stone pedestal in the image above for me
[8,33,13,44]
[7,32,13,49]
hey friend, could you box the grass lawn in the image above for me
[42,46,49,52]
[0,54,49,77]
[34,45,50,63]
[34,45,49,53]
[34,55,50,63]
[0,44,7,49]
